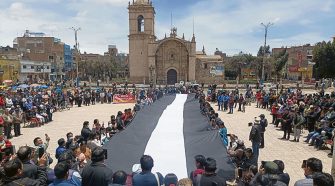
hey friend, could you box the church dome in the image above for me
[134,0,149,5]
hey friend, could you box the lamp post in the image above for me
[70,27,81,87]
[261,22,273,84]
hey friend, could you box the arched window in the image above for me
[137,15,144,32]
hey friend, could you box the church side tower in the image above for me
[128,0,155,83]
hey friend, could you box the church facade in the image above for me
[128,0,224,85]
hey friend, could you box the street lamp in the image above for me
[261,22,274,84]
[70,27,81,87]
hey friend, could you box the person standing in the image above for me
[295,158,323,186]
[189,155,206,184]
[132,155,164,186]
[249,119,262,161]
[33,134,53,167]
[80,121,92,143]
[223,93,229,111]
[217,93,224,111]
[195,157,227,186]
[49,162,77,186]
[238,93,244,112]
[259,114,268,148]
[3,109,13,139]
[12,107,23,137]
[82,146,113,186]
[292,110,305,142]
[281,109,293,140]
[228,94,234,114]
[219,122,228,146]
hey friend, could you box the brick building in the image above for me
[13,30,72,81]
[272,44,314,81]
[0,59,20,83]
[0,46,19,60]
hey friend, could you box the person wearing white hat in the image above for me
[249,118,262,161]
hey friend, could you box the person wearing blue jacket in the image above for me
[217,93,224,111]
[219,122,228,146]
[223,94,230,111]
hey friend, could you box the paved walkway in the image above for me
[212,102,332,184]
[10,103,134,167]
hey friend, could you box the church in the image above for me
[128,0,225,85]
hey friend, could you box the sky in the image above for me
[0,0,335,56]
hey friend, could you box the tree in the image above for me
[225,53,257,80]
[313,40,335,79]
[273,48,288,84]
[257,45,271,57]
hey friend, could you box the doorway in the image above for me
[167,69,177,85]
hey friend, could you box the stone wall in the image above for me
[195,59,225,84]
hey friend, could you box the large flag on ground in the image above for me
[105,94,235,180]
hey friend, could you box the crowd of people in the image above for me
[198,83,335,186]
[0,82,334,186]
[0,84,209,186]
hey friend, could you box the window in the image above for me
[35,50,44,53]
[23,65,27,69]
[47,66,50,69]
[31,66,34,69]
[137,15,144,32]
[204,64,208,69]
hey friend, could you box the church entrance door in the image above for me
[167,69,177,85]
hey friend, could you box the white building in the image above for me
[20,60,51,83]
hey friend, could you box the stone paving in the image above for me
[213,102,332,185]
[10,103,134,167]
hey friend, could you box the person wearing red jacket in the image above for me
[0,134,13,155]
[271,103,278,124]
[0,95,5,109]
[255,91,262,108]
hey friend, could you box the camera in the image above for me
[38,147,45,158]
[301,160,307,168]
[248,122,253,127]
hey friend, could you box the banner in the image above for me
[289,65,299,72]
[113,94,136,104]
[210,66,224,76]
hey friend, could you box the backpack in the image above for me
[250,126,261,141]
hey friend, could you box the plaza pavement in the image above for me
[10,103,134,167]
[212,102,332,185]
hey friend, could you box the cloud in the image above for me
[162,0,335,55]
[0,0,334,56]
[0,0,129,54]
[7,2,34,20]
[86,0,128,6]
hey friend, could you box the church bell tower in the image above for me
[128,0,155,83]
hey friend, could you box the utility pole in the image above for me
[70,27,81,87]
[261,22,273,84]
